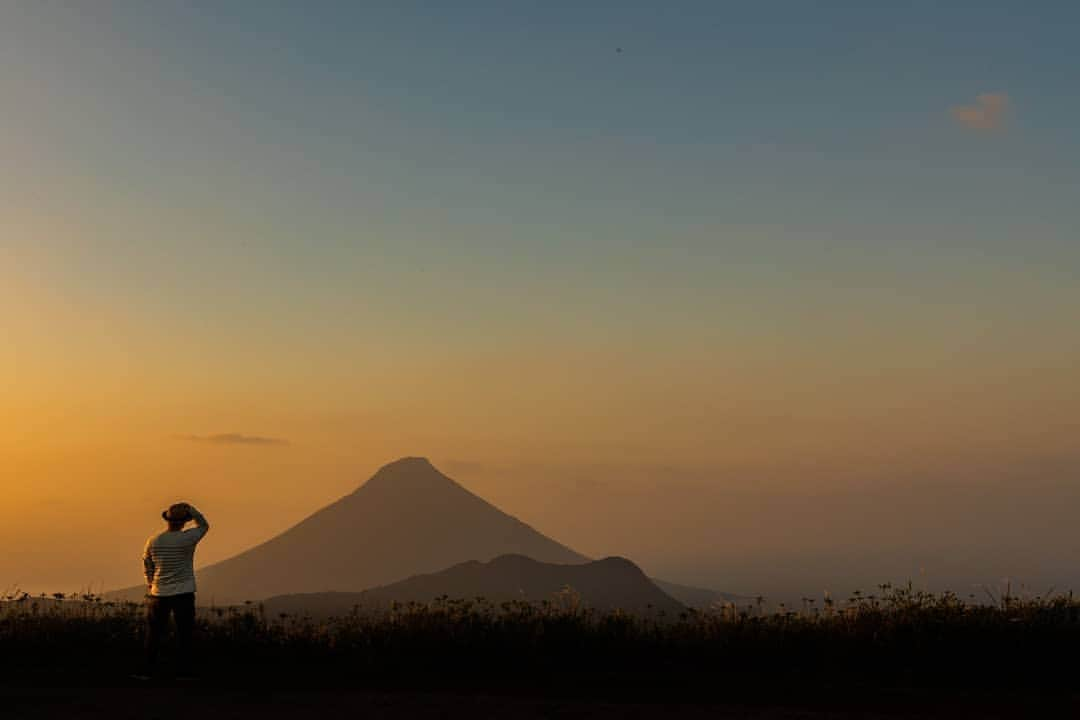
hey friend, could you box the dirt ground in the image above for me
[2,686,1075,720]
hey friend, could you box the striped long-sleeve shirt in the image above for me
[142,507,210,597]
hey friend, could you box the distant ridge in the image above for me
[263,554,685,618]
[652,579,749,608]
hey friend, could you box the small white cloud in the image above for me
[950,93,1010,131]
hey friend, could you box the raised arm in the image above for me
[184,504,210,543]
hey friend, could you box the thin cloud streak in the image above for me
[180,433,289,447]
[949,93,1010,131]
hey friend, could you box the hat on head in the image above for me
[162,503,192,523]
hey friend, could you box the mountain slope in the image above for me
[115,457,587,604]
[263,554,685,618]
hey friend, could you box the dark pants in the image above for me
[145,593,195,673]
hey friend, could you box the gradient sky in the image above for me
[3,1,1078,600]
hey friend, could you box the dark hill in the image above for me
[263,554,685,618]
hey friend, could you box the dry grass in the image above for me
[2,583,1077,695]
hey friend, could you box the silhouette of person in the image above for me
[136,502,210,679]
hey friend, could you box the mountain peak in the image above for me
[377,456,436,474]
[361,456,442,488]
[356,455,470,500]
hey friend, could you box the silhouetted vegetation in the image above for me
[2,584,1077,698]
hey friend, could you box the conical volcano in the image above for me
[118,457,588,604]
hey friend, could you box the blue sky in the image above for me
[9,1,1080,234]
[4,0,1077,367]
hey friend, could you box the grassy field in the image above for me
[2,583,1078,716]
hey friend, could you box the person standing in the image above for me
[138,502,210,678]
